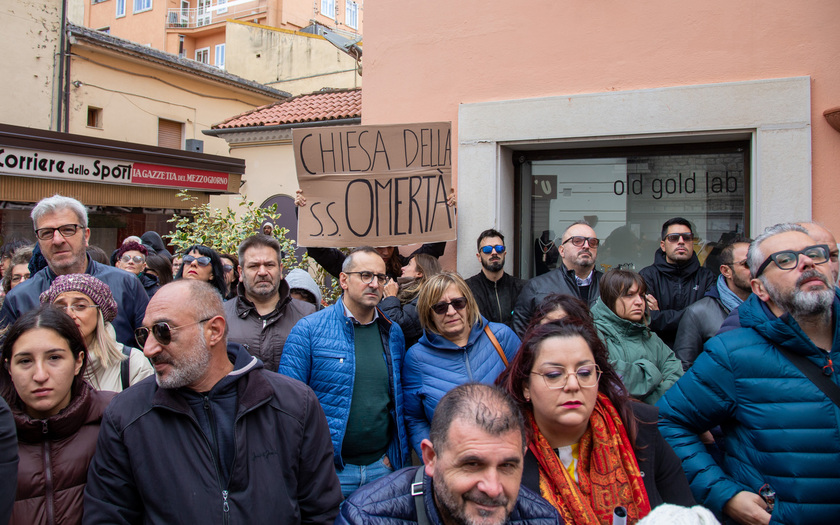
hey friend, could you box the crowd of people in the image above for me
[0,192,838,525]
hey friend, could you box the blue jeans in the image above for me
[336,455,394,498]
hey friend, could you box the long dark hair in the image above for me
[599,269,647,319]
[496,319,637,445]
[1,306,88,409]
[524,293,593,334]
[175,245,226,297]
[145,254,173,286]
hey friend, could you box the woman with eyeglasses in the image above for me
[401,271,520,455]
[219,253,240,300]
[115,241,160,299]
[591,269,683,405]
[1,305,115,525]
[496,321,694,524]
[174,245,227,297]
[40,274,153,392]
[1,246,33,299]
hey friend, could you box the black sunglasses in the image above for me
[431,297,468,315]
[663,232,694,243]
[183,254,212,267]
[480,245,505,254]
[135,317,214,347]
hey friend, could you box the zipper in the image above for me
[464,348,473,381]
[493,281,502,322]
[222,489,230,523]
[42,421,56,525]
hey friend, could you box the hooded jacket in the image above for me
[336,466,562,525]
[657,292,840,523]
[278,297,410,470]
[512,263,603,337]
[223,280,316,373]
[83,344,341,525]
[466,271,526,328]
[591,299,683,405]
[639,249,715,348]
[10,383,114,525]
[402,317,520,455]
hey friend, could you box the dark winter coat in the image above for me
[0,397,16,525]
[379,295,423,349]
[466,271,526,328]
[639,249,715,348]
[657,291,840,523]
[10,383,113,525]
[336,466,562,525]
[138,271,160,299]
[672,285,729,370]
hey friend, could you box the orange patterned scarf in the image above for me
[528,393,650,525]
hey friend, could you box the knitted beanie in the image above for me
[40,273,118,323]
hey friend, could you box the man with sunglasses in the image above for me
[280,246,410,497]
[658,223,840,524]
[512,221,603,336]
[84,279,342,524]
[639,217,715,348]
[0,195,149,348]
[466,229,525,328]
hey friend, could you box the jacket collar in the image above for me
[650,248,702,278]
[418,316,489,350]
[13,381,97,442]
[233,279,292,320]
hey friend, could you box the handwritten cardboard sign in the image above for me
[293,122,455,248]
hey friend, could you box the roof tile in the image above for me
[214,88,361,129]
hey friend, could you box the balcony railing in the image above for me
[166,1,266,29]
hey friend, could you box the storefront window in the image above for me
[518,141,748,278]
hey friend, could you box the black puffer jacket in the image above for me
[466,271,526,328]
[512,263,602,337]
[336,466,562,524]
[0,397,17,525]
[83,345,341,525]
[672,286,729,370]
[639,250,714,348]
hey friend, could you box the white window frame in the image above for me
[197,0,211,26]
[180,0,190,24]
[321,0,335,20]
[133,0,152,14]
[195,47,210,64]
[345,0,358,29]
[217,0,227,14]
[215,43,225,69]
[116,0,126,18]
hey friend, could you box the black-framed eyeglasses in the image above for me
[34,224,84,241]
[755,244,830,277]
[561,236,600,248]
[480,244,505,254]
[183,254,211,267]
[134,317,214,347]
[530,365,601,389]
[120,254,146,264]
[55,303,99,314]
[344,271,389,286]
[431,297,468,315]
[663,232,694,243]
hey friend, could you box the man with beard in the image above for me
[658,223,840,524]
[83,280,342,524]
[672,237,753,370]
[466,229,525,328]
[639,217,715,348]
[513,221,602,336]
[798,222,839,284]
[223,234,315,372]
[335,383,561,525]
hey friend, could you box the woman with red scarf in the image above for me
[497,320,694,524]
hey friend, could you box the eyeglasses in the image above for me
[480,245,505,254]
[34,224,84,241]
[531,365,601,389]
[222,264,234,273]
[134,317,214,347]
[10,274,30,283]
[55,303,99,314]
[561,236,600,248]
[183,254,211,267]
[120,254,146,264]
[663,232,694,243]
[755,244,830,277]
[431,297,468,315]
[344,271,389,286]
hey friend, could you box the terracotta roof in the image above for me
[213,88,361,129]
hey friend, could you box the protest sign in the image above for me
[293,122,455,248]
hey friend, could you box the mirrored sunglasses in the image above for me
[134,317,213,347]
[480,245,505,254]
[183,254,211,267]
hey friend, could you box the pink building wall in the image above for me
[362,1,840,234]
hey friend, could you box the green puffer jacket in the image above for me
[592,298,683,404]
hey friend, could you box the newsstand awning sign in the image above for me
[0,145,230,191]
[293,122,456,248]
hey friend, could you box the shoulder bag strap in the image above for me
[411,467,432,525]
[120,346,132,391]
[775,346,840,409]
[484,325,509,367]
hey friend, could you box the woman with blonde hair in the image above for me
[40,274,153,391]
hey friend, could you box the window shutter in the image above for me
[158,118,183,149]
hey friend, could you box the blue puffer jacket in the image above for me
[657,291,840,523]
[278,296,410,470]
[402,317,520,455]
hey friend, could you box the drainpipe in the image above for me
[56,0,68,131]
